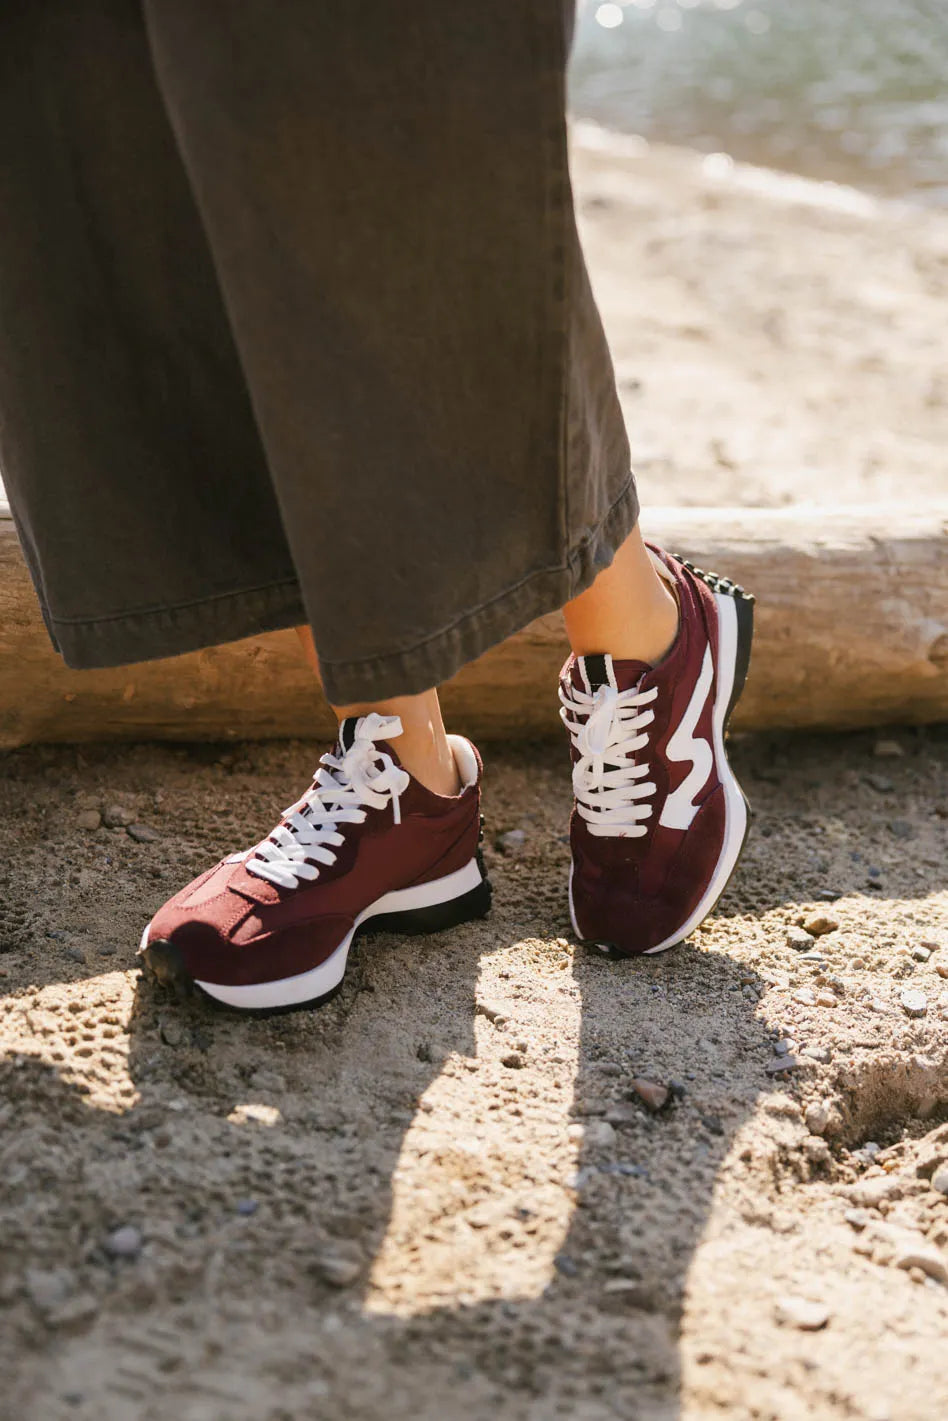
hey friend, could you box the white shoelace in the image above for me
[245,713,410,890]
[559,680,659,838]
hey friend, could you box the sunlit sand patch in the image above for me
[365,944,583,1316]
[0,970,138,1113]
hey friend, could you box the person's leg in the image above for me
[562,523,679,667]
[297,628,459,797]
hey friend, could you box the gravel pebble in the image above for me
[127,823,160,843]
[311,1243,363,1288]
[76,810,102,831]
[774,1296,830,1331]
[912,945,931,962]
[159,1018,188,1048]
[105,1225,143,1259]
[930,1167,948,1197]
[102,804,133,828]
[803,913,839,937]
[475,999,507,1025]
[630,1078,670,1112]
[893,1241,948,1285]
[803,1045,832,1064]
[766,1055,801,1075]
[787,927,816,951]
[496,829,526,855]
[501,1052,524,1070]
[793,989,817,1006]
[25,1268,75,1313]
[900,988,928,1018]
[815,990,838,1008]
[805,1100,833,1135]
[873,739,903,758]
[583,1119,617,1149]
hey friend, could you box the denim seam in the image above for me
[45,575,302,629]
[318,468,637,673]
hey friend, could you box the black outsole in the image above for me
[137,864,493,1017]
[581,574,755,961]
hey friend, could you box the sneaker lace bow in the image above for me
[246,714,410,889]
[559,680,659,838]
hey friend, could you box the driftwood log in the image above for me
[1,501,946,748]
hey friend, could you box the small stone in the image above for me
[787,927,816,951]
[912,945,932,962]
[803,913,839,937]
[864,774,893,794]
[846,1175,902,1208]
[630,1078,670,1112]
[774,1296,829,1331]
[888,820,915,841]
[235,1199,259,1216]
[937,964,948,981]
[700,1113,724,1135]
[311,1243,363,1288]
[766,1055,801,1075]
[66,946,86,965]
[900,988,928,1018]
[228,1103,282,1126]
[159,1018,187,1048]
[496,829,526,855]
[930,1167,948,1197]
[804,1136,831,1166]
[816,990,838,1008]
[604,1101,640,1126]
[803,1045,832,1064]
[773,1039,791,1056]
[805,1101,833,1135]
[893,1241,948,1285]
[105,1225,143,1259]
[127,823,160,843]
[553,1252,578,1277]
[844,1208,874,1230]
[583,1119,617,1149]
[475,999,507,1025]
[102,804,133,828]
[873,739,903,758]
[25,1268,75,1313]
[501,1052,524,1070]
[76,810,102,831]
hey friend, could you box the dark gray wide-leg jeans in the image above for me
[0,2,635,705]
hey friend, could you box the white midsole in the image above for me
[140,856,483,1010]
[568,590,747,955]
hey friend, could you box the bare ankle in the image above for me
[331,688,460,797]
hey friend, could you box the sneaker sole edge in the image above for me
[138,855,491,1013]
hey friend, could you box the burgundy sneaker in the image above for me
[559,545,754,956]
[138,714,490,1010]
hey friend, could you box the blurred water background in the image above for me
[570,0,948,205]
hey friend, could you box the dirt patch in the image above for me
[0,725,945,1421]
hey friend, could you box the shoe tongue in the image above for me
[576,653,651,694]
[337,716,360,753]
[335,715,404,769]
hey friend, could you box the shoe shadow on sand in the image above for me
[1,730,943,1419]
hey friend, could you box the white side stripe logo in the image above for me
[659,645,714,831]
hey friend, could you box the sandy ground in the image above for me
[2,136,948,1421]
[573,125,948,510]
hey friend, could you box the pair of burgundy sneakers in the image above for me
[139,546,754,1011]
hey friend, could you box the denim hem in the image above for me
[317,470,639,704]
[48,578,308,671]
